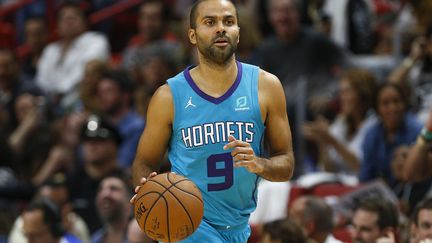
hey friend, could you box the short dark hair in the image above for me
[411,197,432,226]
[302,196,334,233]
[189,0,238,29]
[99,172,133,198]
[140,0,171,22]
[100,70,134,93]
[355,198,399,230]
[24,198,65,237]
[373,82,408,112]
[263,218,307,243]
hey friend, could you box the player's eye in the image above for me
[225,19,234,25]
[204,19,214,26]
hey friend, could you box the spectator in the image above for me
[411,198,432,243]
[0,48,39,128]
[359,83,422,187]
[121,0,180,75]
[391,145,432,215]
[132,46,177,119]
[22,198,82,243]
[78,60,108,113]
[91,174,132,243]
[96,70,144,168]
[8,93,53,182]
[9,173,90,243]
[260,218,307,243]
[350,198,399,243]
[252,0,348,106]
[388,26,432,123]
[36,2,109,109]
[289,196,342,243]
[303,69,377,174]
[67,114,125,233]
[236,6,262,63]
[16,16,48,82]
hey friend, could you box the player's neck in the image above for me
[192,57,238,95]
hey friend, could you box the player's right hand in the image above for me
[130,172,158,204]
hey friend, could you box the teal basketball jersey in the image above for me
[167,61,265,229]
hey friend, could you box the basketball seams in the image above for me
[135,173,203,242]
[144,195,171,242]
[165,174,200,232]
[167,174,204,204]
[138,176,196,241]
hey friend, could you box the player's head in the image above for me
[188,0,240,65]
[350,198,399,243]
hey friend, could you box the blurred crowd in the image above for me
[1,0,432,242]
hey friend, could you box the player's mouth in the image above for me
[214,38,229,47]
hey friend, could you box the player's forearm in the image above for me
[256,154,294,182]
[132,159,159,186]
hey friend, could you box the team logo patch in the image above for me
[235,96,250,111]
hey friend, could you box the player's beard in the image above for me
[197,33,238,65]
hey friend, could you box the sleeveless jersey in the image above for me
[167,61,265,228]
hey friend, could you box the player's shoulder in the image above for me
[151,84,174,106]
[257,68,283,91]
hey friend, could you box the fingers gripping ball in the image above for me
[134,172,204,242]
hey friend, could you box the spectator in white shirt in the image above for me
[36,2,109,108]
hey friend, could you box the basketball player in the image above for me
[131,0,295,241]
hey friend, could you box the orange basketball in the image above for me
[134,172,204,242]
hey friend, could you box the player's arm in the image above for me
[224,70,294,181]
[132,84,174,186]
[256,70,294,181]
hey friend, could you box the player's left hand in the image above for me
[223,135,264,174]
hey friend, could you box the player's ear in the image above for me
[237,27,240,44]
[188,29,197,45]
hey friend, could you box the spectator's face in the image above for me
[97,79,123,114]
[414,209,432,242]
[289,197,308,235]
[377,86,405,132]
[14,93,36,123]
[268,0,299,39]
[139,56,172,93]
[82,139,117,165]
[25,19,47,50]
[350,209,382,243]
[139,2,164,40]
[96,177,130,222]
[339,79,360,116]
[0,51,18,88]
[83,61,102,86]
[390,145,409,181]
[22,210,58,243]
[189,0,239,65]
[58,6,86,40]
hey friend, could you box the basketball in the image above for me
[133,172,204,242]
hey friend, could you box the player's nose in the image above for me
[215,21,226,34]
